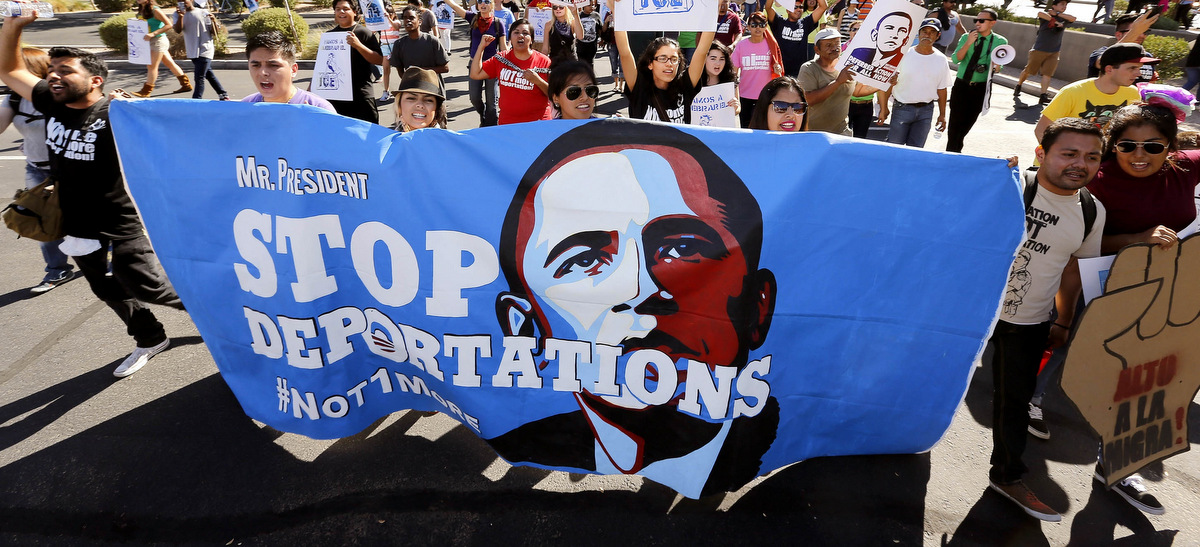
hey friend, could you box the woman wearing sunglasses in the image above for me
[732,12,783,127]
[609,0,715,123]
[1089,102,1199,253]
[748,76,809,131]
[548,60,601,119]
[541,3,584,63]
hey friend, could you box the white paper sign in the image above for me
[528,7,552,41]
[775,0,795,12]
[358,0,391,31]
[127,19,150,66]
[550,0,592,7]
[313,31,353,102]
[690,82,737,128]
[433,0,455,30]
[1079,255,1116,305]
[615,0,719,32]
[836,0,926,88]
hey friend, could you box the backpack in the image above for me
[1022,169,1096,240]
[2,177,63,242]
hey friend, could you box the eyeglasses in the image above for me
[564,84,599,101]
[771,100,807,114]
[654,55,680,65]
[1115,140,1167,154]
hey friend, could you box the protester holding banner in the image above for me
[797,28,853,134]
[0,14,187,377]
[547,59,599,119]
[394,66,447,130]
[766,0,827,76]
[444,0,508,127]
[1090,103,1198,254]
[987,118,1107,523]
[174,0,229,101]
[327,0,384,123]
[541,4,583,63]
[0,47,74,294]
[472,20,552,124]
[733,12,781,127]
[612,8,715,124]
[242,31,336,111]
[749,76,809,130]
[945,9,1006,153]
[132,0,191,97]
[876,17,950,147]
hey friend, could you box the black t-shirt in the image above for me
[31,80,141,240]
[771,14,816,75]
[330,24,382,112]
[627,77,697,123]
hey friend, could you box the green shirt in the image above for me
[953,32,1007,83]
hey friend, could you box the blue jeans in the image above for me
[607,45,622,79]
[887,101,936,148]
[25,163,72,280]
[191,56,227,99]
[470,77,499,127]
[1183,67,1200,93]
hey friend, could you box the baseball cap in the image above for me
[919,17,942,33]
[1099,43,1160,69]
[813,28,841,42]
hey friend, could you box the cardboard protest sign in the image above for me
[689,82,737,128]
[358,0,391,31]
[527,7,552,41]
[110,102,1025,499]
[1062,235,1200,486]
[127,19,150,65]
[312,31,353,102]
[836,0,925,88]
[614,0,719,32]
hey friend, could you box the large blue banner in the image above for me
[111,101,1024,498]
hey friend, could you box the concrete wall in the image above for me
[957,15,1195,84]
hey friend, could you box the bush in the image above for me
[47,0,97,12]
[300,23,334,59]
[242,7,309,51]
[1151,13,1181,29]
[1143,34,1189,80]
[98,12,135,52]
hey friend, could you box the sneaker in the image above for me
[1028,402,1050,440]
[989,479,1062,522]
[379,91,392,102]
[113,339,170,378]
[30,270,75,294]
[1039,93,1050,105]
[1094,466,1165,515]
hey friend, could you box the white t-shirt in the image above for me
[1001,183,1106,325]
[890,48,952,105]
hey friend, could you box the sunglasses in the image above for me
[749,20,766,27]
[975,17,994,22]
[564,84,599,101]
[1115,140,1167,154]
[771,100,807,114]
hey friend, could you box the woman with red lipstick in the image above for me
[748,76,808,132]
[1089,103,1198,254]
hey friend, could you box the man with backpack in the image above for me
[987,118,1106,522]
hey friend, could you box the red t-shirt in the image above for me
[1088,148,1200,236]
[481,50,552,125]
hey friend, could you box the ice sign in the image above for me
[634,0,693,15]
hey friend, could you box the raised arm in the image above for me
[0,14,41,102]
[765,0,777,22]
[470,34,495,79]
[541,20,554,54]
[609,0,639,90]
[810,0,828,22]
[444,0,467,18]
[569,6,584,38]
[687,31,716,86]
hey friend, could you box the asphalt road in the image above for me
[0,7,1198,546]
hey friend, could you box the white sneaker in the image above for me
[114,339,170,378]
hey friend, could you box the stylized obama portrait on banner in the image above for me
[487,122,779,497]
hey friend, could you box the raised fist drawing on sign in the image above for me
[1062,234,1200,486]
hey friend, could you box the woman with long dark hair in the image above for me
[611,0,714,124]
[547,60,600,119]
[748,76,808,131]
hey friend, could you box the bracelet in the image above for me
[1053,323,1070,329]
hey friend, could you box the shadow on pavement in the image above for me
[1066,480,1179,546]
[943,487,1053,546]
[0,367,935,543]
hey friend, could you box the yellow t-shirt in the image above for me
[1041,78,1142,130]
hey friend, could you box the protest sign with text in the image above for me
[127,19,150,65]
[312,31,353,102]
[111,102,1024,499]
[689,82,737,128]
[614,0,719,32]
[358,0,392,31]
[836,0,926,88]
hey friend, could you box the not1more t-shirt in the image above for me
[732,38,773,99]
[481,50,553,124]
[770,14,816,75]
[30,80,140,240]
